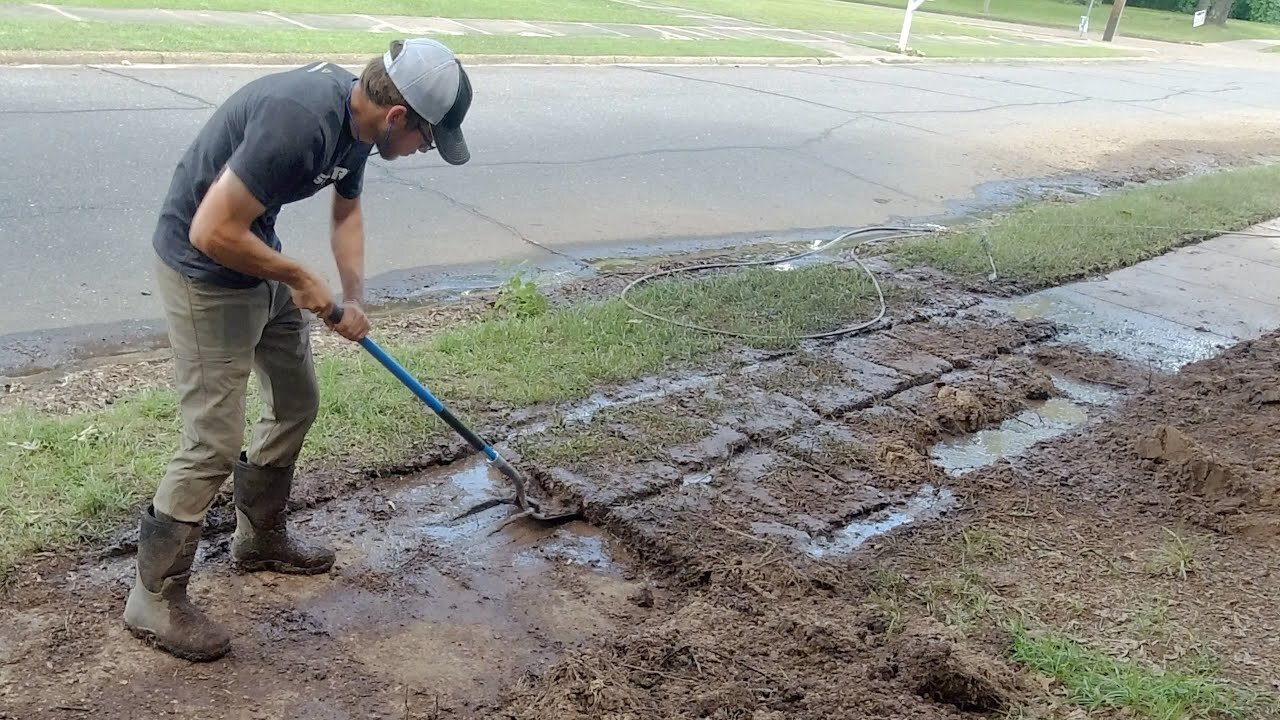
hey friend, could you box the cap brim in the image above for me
[434,124,469,165]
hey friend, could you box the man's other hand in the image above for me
[327,301,370,341]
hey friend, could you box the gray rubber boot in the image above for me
[123,506,232,662]
[230,452,335,575]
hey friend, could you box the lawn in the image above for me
[650,0,994,34]
[0,18,825,56]
[643,0,1136,55]
[894,164,1280,286]
[0,0,692,25]
[847,0,1280,43]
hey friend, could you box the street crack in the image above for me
[373,165,590,269]
[94,66,215,108]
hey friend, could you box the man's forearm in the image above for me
[331,197,366,303]
[194,225,308,286]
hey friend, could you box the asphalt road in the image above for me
[3,58,1280,375]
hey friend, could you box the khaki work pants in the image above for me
[151,254,320,523]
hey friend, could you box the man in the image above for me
[124,37,472,662]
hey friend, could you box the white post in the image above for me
[1079,0,1096,38]
[898,0,927,52]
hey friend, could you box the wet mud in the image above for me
[0,457,654,719]
[5,263,1280,719]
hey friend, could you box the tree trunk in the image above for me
[1208,0,1234,25]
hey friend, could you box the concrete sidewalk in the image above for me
[1000,220,1280,372]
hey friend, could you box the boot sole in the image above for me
[231,557,334,575]
[126,624,231,663]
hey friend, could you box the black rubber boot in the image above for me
[230,452,335,575]
[123,506,232,662]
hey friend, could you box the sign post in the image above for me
[899,0,927,52]
[1079,0,1096,37]
[1193,9,1207,26]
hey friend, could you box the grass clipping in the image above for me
[895,164,1280,287]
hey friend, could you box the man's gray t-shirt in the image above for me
[153,61,372,289]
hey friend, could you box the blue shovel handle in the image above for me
[326,306,526,500]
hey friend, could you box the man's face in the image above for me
[377,108,435,161]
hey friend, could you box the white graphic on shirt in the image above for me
[313,167,350,185]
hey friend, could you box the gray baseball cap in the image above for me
[384,38,472,165]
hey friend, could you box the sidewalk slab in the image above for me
[995,222,1280,371]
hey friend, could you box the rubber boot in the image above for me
[123,506,232,662]
[230,452,335,575]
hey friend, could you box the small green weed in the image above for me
[491,270,550,320]
[1146,528,1201,581]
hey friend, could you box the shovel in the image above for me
[327,306,581,530]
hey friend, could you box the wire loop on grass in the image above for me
[618,225,940,341]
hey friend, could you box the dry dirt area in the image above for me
[3,259,1278,720]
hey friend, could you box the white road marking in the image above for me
[260,10,315,30]
[31,3,83,21]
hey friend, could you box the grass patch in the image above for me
[656,0,991,35]
[0,18,821,56]
[664,0,1135,57]
[894,164,1280,287]
[0,261,891,575]
[1008,621,1274,719]
[0,0,690,25]
[625,264,888,349]
[847,0,1280,43]
[901,38,1133,57]
[518,402,712,468]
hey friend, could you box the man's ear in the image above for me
[384,104,409,126]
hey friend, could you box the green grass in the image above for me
[900,38,1133,57]
[847,0,1280,43]
[652,0,1137,56]
[0,262,895,575]
[624,264,888,347]
[651,0,993,35]
[0,19,822,56]
[1266,43,1280,51]
[0,0,692,25]
[1008,621,1274,719]
[894,164,1280,287]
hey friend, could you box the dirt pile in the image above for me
[877,619,1026,714]
[1080,337,1280,537]
[500,596,1019,720]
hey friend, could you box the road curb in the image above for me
[0,49,1156,68]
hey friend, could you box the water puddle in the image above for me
[995,288,1234,373]
[930,375,1121,476]
[803,485,958,559]
[682,471,713,486]
[272,455,645,700]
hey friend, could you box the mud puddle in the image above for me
[0,455,652,720]
[930,374,1123,475]
[802,485,958,559]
